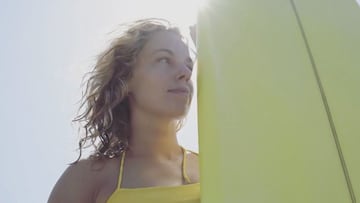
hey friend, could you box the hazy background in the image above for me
[0,0,199,202]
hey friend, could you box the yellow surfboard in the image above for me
[197,0,360,202]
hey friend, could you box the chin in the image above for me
[165,107,190,119]
[170,111,189,120]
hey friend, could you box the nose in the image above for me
[176,63,192,81]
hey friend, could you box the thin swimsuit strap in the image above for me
[116,146,192,189]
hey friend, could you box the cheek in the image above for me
[143,74,166,94]
[130,73,168,103]
[131,67,161,89]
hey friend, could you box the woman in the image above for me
[48,19,200,203]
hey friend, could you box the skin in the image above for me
[48,31,199,203]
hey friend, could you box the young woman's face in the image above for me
[128,31,194,119]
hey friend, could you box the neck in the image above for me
[127,110,182,159]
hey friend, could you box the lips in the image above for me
[168,87,190,94]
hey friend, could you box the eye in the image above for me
[187,65,194,71]
[158,57,170,64]
[186,58,194,71]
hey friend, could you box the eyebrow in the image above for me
[151,48,174,56]
[151,48,194,65]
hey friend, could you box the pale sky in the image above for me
[0,1,199,202]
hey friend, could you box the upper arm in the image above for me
[48,160,97,203]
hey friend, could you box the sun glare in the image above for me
[196,0,208,11]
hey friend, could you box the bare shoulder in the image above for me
[48,158,111,203]
[186,150,200,183]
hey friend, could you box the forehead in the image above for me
[139,31,190,57]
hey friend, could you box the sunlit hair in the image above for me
[72,18,191,162]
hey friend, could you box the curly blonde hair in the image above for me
[72,19,191,161]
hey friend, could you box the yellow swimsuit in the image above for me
[106,147,200,203]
